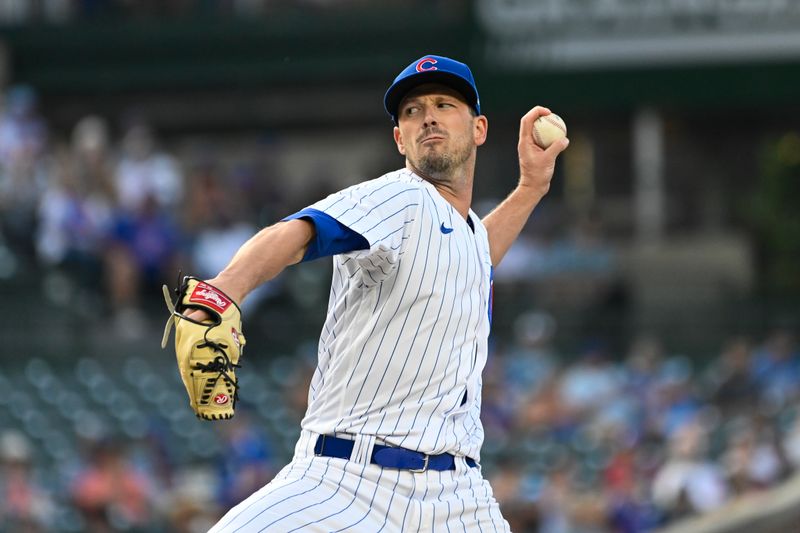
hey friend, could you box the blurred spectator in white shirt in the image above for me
[114,121,183,212]
[652,420,729,519]
[0,430,55,531]
[723,423,783,496]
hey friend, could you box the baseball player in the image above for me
[178,54,568,531]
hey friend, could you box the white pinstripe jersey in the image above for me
[300,168,493,461]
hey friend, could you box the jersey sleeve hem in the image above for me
[283,208,369,262]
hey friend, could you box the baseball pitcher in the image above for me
[163,54,568,531]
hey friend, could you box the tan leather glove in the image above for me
[162,277,246,420]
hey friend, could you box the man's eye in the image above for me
[438,102,455,108]
[405,106,419,115]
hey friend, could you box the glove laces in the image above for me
[196,339,241,404]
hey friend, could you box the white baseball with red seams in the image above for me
[532,113,567,149]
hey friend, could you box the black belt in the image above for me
[313,435,477,473]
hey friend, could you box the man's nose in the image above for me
[423,108,438,127]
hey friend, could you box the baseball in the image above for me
[532,113,567,149]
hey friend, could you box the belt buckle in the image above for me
[409,453,430,473]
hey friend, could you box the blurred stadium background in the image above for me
[1,1,800,532]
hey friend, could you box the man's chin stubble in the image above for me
[419,153,453,177]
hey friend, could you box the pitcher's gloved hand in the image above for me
[161,277,245,420]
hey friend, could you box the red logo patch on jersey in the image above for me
[415,57,438,72]
[189,282,231,314]
[213,393,229,405]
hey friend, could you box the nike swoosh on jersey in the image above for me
[440,223,454,234]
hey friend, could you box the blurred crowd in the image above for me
[0,84,286,339]
[0,82,618,341]
[2,325,800,532]
[2,82,800,533]
[0,0,460,24]
[0,0,343,24]
[483,323,800,532]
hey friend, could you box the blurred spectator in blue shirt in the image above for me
[0,85,50,256]
[559,341,623,428]
[653,356,702,439]
[106,193,183,337]
[36,116,115,286]
[505,310,558,401]
[105,120,185,338]
[705,336,758,416]
[215,411,277,510]
[750,329,800,407]
[604,445,664,533]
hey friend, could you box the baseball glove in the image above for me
[161,276,246,420]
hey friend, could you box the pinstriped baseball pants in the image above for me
[209,431,511,532]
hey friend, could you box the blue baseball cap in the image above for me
[384,55,480,123]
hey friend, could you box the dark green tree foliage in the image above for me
[750,132,800,293]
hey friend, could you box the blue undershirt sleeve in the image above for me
[282,207,369,262]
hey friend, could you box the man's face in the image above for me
[393,84,487,181]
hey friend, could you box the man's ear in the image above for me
[393,126,406,155]
[474,115,488,147]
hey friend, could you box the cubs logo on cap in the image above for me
[415,57,438,72]
[384,54,481,123]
